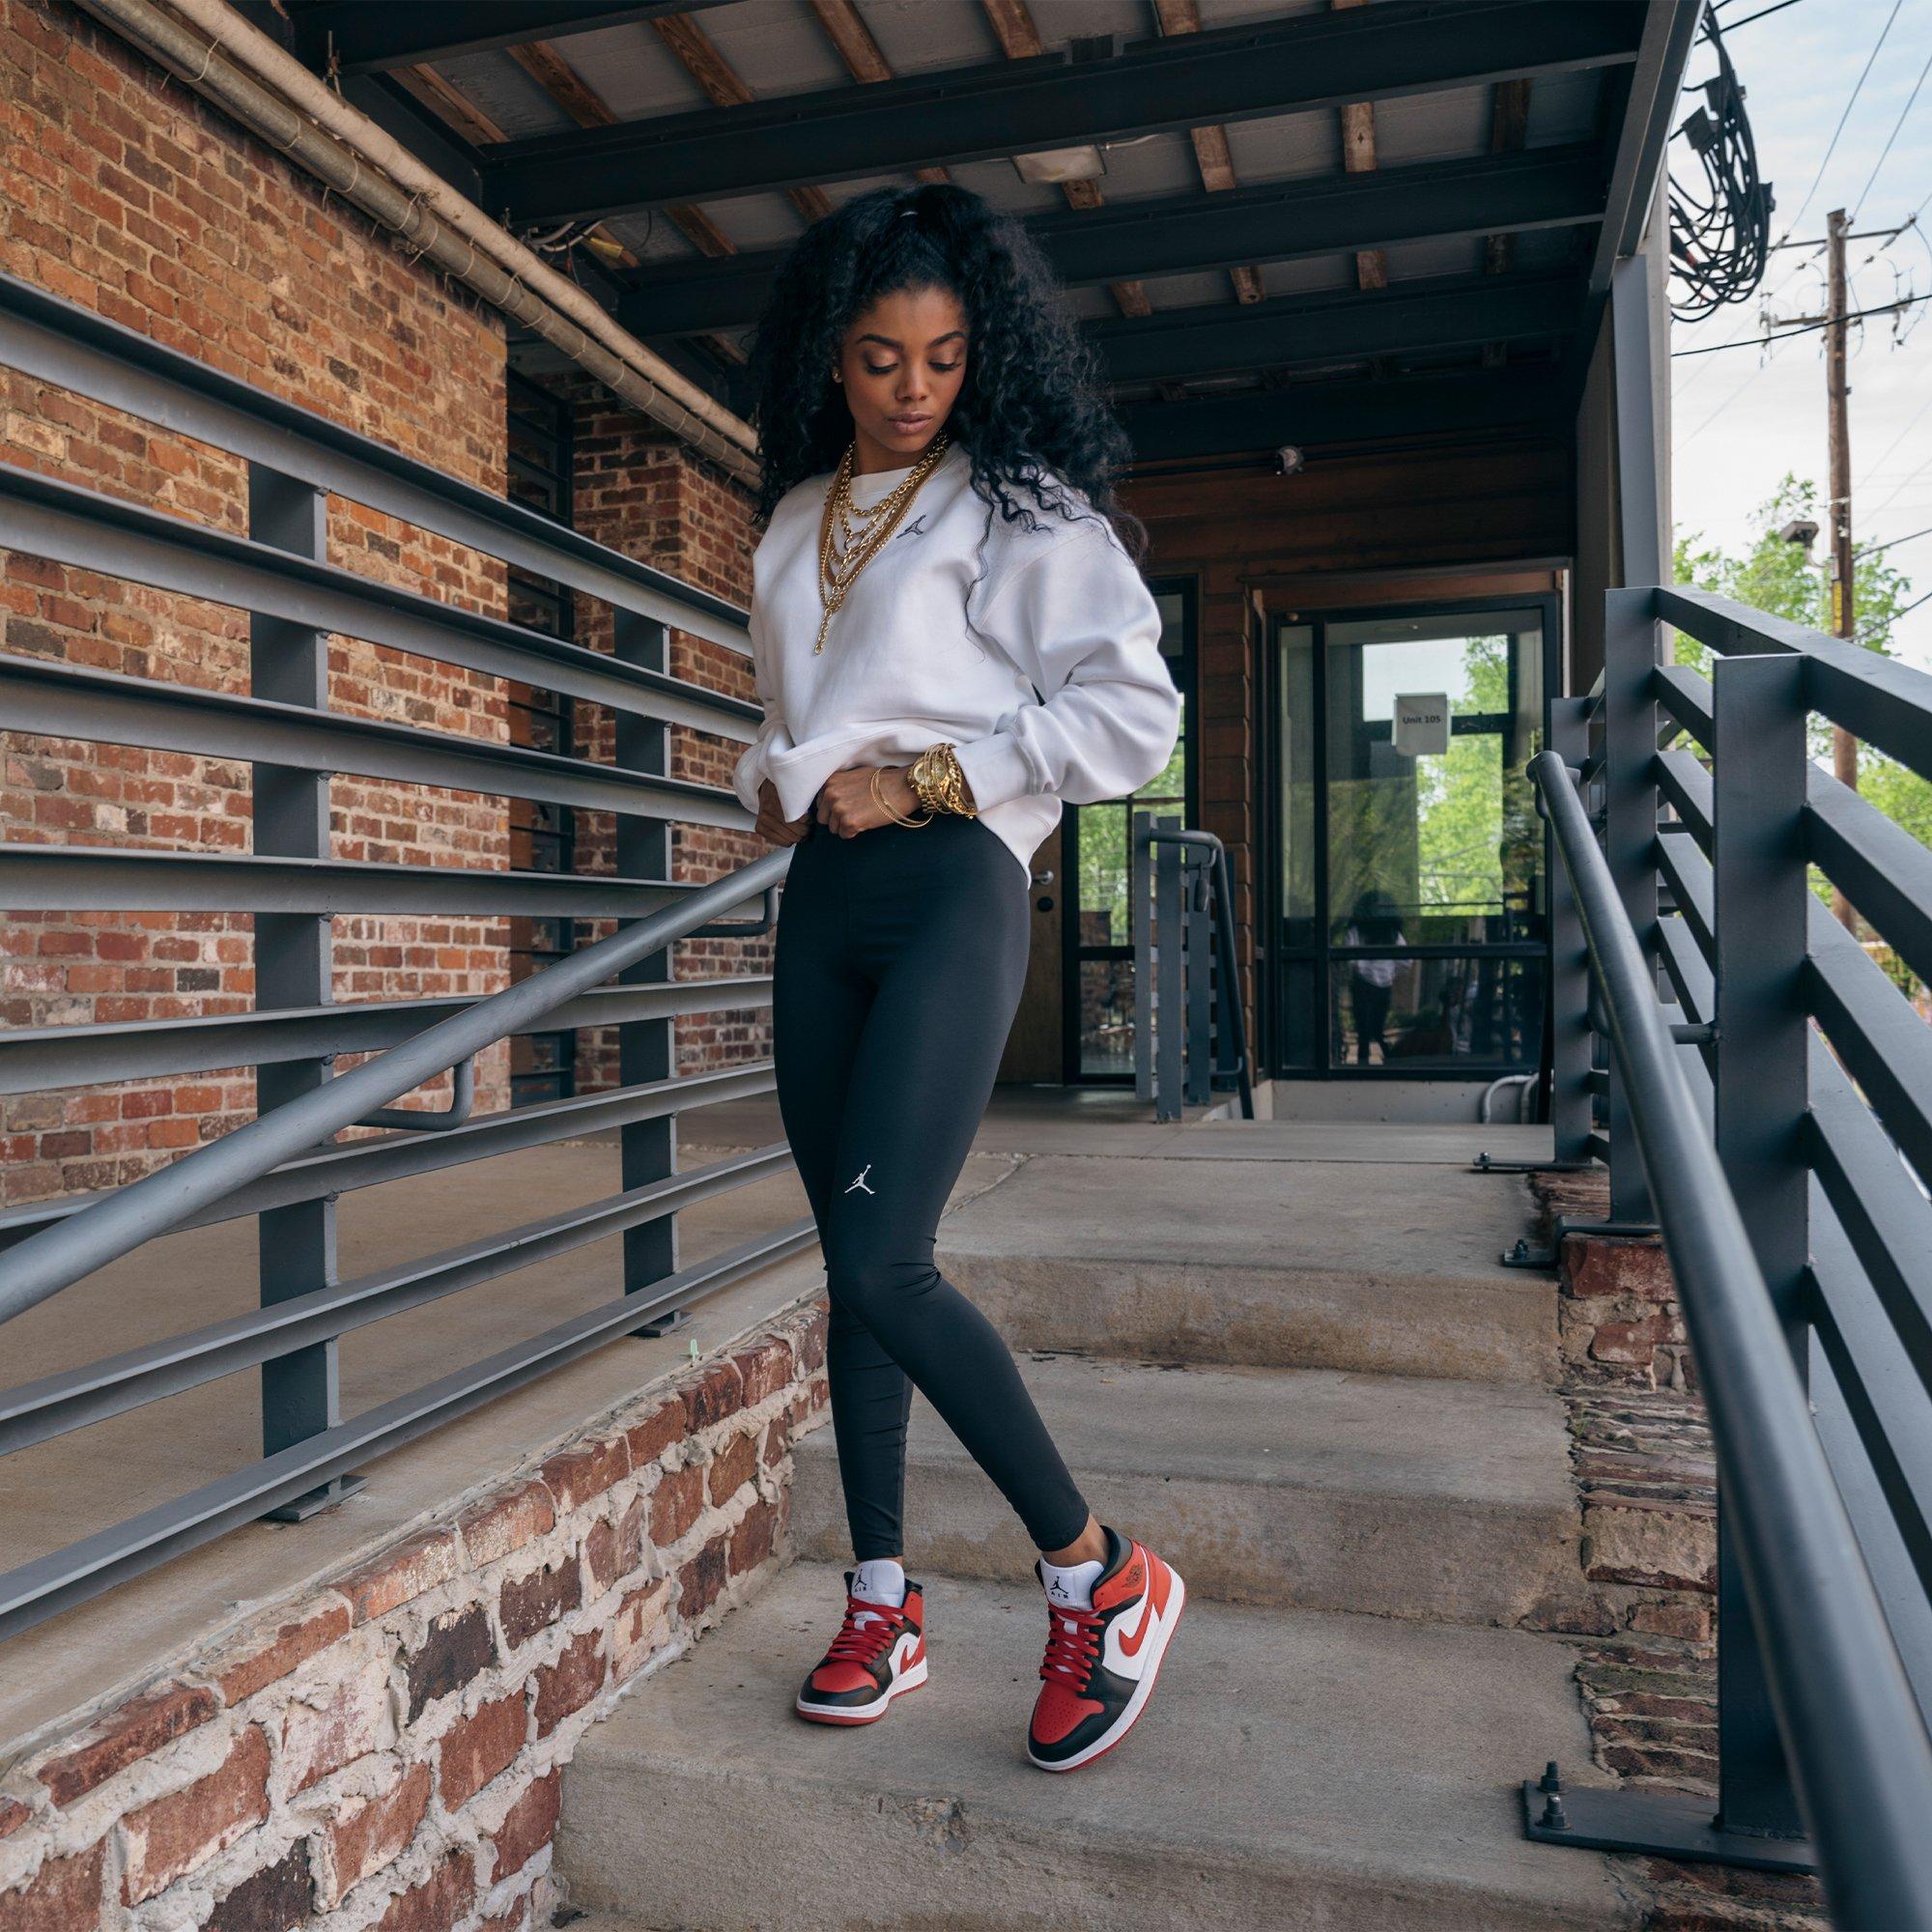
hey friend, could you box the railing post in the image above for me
[613,612,680,1330]
[1155,813,1184,1121]
[1711,651,1811,1841]
[1547,696,1593,1164]
[248,463,364,1518]
[1184,848,1212,1107]
[1601,586,1661,1223]
[1132,810,1152,1104]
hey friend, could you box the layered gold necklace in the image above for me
[813,432,951,653]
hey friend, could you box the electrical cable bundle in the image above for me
[1669,9,1776,321]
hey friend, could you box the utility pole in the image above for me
[1771,211,1880,929]
[1824,207,1859,931]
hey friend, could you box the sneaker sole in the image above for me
[795,1656,928,1726]
[1027,1566,1187,1773]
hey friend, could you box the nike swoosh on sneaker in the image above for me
[1118,1563,1171,1659]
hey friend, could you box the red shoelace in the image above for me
[1039,1604,1104,1689]
[822,1596,902,1667]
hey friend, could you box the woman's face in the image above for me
[835,284,969,470]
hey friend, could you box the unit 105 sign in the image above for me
[1393,693,1450,757]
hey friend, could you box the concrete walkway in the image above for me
[552,1100,1629,1930]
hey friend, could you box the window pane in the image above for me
[1077,957,1138,1076]
[1329,952,1545,1070]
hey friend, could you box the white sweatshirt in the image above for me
[729,440,1182,880]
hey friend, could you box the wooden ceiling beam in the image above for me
[1334,0,1388,293]
[979,0,1151,327]
[1153,0,1264,306]
[806,0,950,183]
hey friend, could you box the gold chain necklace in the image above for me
[813,433,951,653]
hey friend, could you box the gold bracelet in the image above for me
[907,742,978,817]
[870,764,932,826]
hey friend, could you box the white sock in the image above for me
[852,1558,907,1606]
[1039,1555,1105,1609]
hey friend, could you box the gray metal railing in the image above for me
[0,270,806,1639]
[1520,584,1932,1929]
[1131,810,1253,1121]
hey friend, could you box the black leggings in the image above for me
[771,808,1092,1561]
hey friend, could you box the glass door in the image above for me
[1265,600,1552,1078]
[1063,581,1195,1080]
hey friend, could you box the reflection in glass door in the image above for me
[1265,601,1552,1078]
[1064,582,1195,1079]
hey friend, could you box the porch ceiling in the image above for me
[268,0,1700,464]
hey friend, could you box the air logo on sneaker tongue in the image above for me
[1048,1577,1072,1602]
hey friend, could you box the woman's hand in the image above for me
[814,763,922,837]
[753,779,813,845]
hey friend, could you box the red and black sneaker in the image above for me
[1027,1527,1185,1773]
[794,1574,927,1726]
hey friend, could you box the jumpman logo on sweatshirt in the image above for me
[893,515,929,541]
[845,1165,876,1195]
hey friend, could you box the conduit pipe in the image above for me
[69,0,765,489]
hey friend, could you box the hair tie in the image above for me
[897,206,918,221]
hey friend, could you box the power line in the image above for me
[1780,0,1902,239]
[1855,387,1932,495]
[1669,289,1932,355]
[1858,583,1932,642]
[1851,48,1932,219]
[1715,0,1810,33]
[1679,357,1776,445]
[1870,443,1932,520]
[1854,522,1932,558]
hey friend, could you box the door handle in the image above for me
[1031,867,1055,886]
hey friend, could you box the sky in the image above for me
[1670,0,1932,668]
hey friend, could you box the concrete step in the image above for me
[789,1354,1585,1627]
[555,1562,1633,1932]
[935,1154,1558,1383]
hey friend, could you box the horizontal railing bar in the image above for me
[1656,828,1715,961]
[0,652,751,829]
[1658,586,1932,781]
[1805,766,1932,989]
[1807,1041,1932,1385]
[0,270,752,656]
[0,1216,818,1641]
[0,838,790,1315]
[1587,1129,1611,1165]
[0,466,758,739]
[1807,1217,1932,1622]
[1655,747,1713,847]
[1804,899,1932,1192]
[1324,942,1546,960]
[0,845,755,920]
[1657,912,1715,1030]
[0,1144,793,1454]
[0,978,774,1095]
[1532,748,1932,1918]
[1654,662,1714,750]
[0,1063,779,1252]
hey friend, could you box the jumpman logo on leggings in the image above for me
[844,1164,876,1196]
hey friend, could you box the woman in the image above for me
[730,183,1186,1773]
[1343,888,1406,1065]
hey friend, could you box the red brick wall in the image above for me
[0,0,513,1208]
[0,1294,832,1931]
[561,384,773,1094]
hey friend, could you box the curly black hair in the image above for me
[745,181,1148,569]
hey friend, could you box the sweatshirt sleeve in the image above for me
[950,516,1181,814]
[729,589,781,813]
